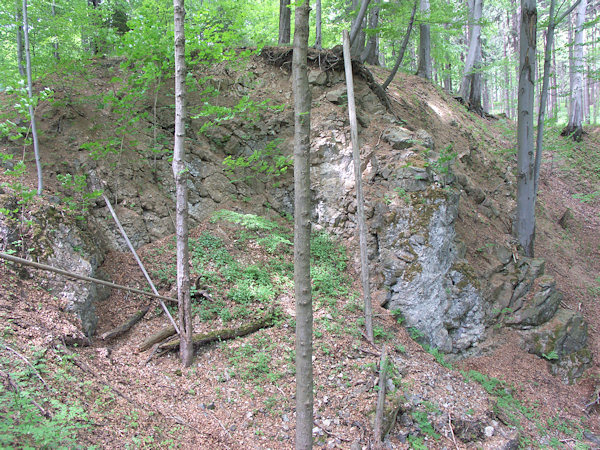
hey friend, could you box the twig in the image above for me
[358,347,380,357]
[448,411,460,450]
[1,342,49,391]
[208,410,232,440]
[100,306,149,341]
[0,369,50,417]
[314,420,351,443]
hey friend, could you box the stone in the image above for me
[382,128,413,150]
[523,308,592,384]
[505,275,562,328]
[308,70,328,86]
[325,86,348,104]
[484,426,494,437]
[416,129,434,150]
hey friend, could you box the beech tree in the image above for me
[457,0,484,114]
[292,0,312,447]
[416,0,432,79]
[562,0,587,140]
[278,0,291,45]
[22,0,42,195]
[173,0,193,367]
[515,0,537,257]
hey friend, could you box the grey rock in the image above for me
[505,275,562,328]
[382,128,413,150]
[416,129,434,150]
[309,70,328,86]
[524,308,592,384]
[326,86,348,104]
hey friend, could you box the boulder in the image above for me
[523,309,592,384]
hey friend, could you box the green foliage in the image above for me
[462,370,535,426]
[0,346,89,447]
[411,410,440,439]
[56,173,103,221]
[223,138,292,185]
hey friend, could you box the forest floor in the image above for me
[0,54,599,449]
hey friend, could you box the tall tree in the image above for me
[349,0,371,48]
[173,0,193,367]
[515,0,537,257]
[382,0,418,89]
[292,0,313,448]
[457,0,484,114]
[15,1,25,76]
[278,0,291,45]
[315,0,322,49]
[562,0,587,140]
[416,0,432,79]
[22,0,43,195]
[359,0,380,64]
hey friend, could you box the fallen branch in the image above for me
[158,309,276,352]
[1,342,49,391]
[0,369,50,418]
[100,306,150,341]
[139,325,177,352]
[0,252,176,304]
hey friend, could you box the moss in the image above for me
[402,261,423,282]
[451,261,481,290]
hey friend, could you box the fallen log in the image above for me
[158,309,276,352]
[138,325,177,352]
[100,306,150,341]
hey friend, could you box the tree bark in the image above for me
[51,0,59,60]
[458,0,484,114]
[359,0,380,64]
[562,0,587,140]
[22,0,43,196]
[279,0,291,45]
[349,0,371,48]
[343,30,373,343]
[15,1,25,76]
[416,0,432,80]
[315,0,322,49]
[173,0,193,367]
[515,0,537,257]
[293,1,313,448]
[382,0,418,90]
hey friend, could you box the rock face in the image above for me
[0,197,108,337]
[523,309,592,384]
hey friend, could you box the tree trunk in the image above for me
[279,0,291,45]
[292,1,313,448]
[173,0,193,368]
[416,0,432,80]
[22,0,43,196]
[562,0,587,140]
[51,0,59,60]
[15,1,25,76]
[349,0,371,48]
[343,30,373,343]
[359,0,380,64]
[315,0,322,49]
[382,0,418,90]
[458,0,483,113]
[515,0,537,257]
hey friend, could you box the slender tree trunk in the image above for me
[359,0,380,64]
[51,0,59,60]
[416,0,432,80]
[16,1,25,77]
[349,0,371,48]
[563,0,587,140]
[173,0,193,368]
[315,0,322,49]
[279,0,291,45]
[515,0,537,257]
[458,0,483,115]
[343,30,374,343]
[382,0,418,90]
[22,0,43,196]
[292,1,313,448]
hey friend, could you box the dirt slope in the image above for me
[1,53,599,448]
